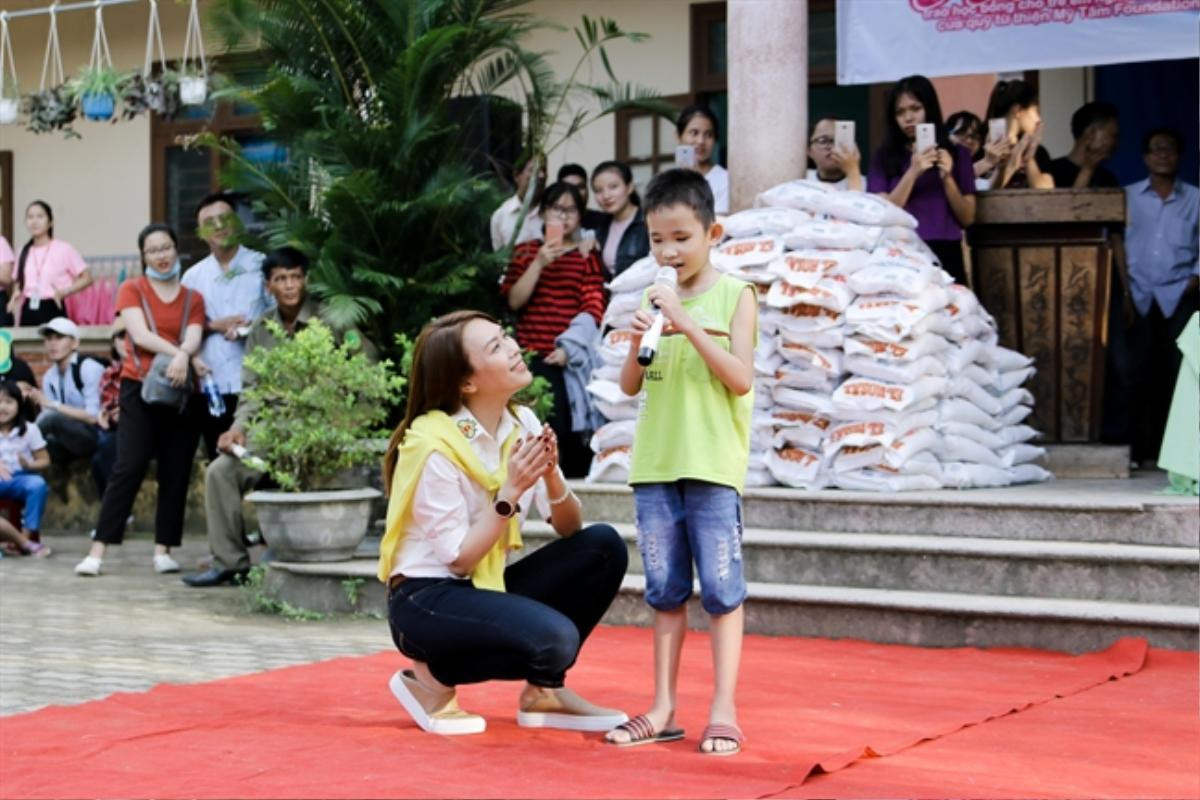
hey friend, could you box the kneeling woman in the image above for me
[379,310,629,735]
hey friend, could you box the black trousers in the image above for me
[926,239,968,286]
[197,393,239,462]
[1129,292,1199,464]
[16,298,66,327]
[94,380,202,547]
[530,359,594,479]
[387,524,628,688]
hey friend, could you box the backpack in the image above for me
[70,355,112,395]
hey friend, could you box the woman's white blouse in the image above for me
[390,405,553,580]
[706,164,730,214]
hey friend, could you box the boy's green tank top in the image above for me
[629,273,756,493]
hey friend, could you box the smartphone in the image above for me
[987,117,1008,144]
[544,219,564,248]
[834,120,855,151]
[674,145,696,169]
[915,123,936,154]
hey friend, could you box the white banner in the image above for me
[837,0,1200,85]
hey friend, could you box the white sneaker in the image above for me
[153,553,181,574]
[74,556,102,576]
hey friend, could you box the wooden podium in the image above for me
[967,189,1125,443]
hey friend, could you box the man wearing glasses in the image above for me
[182,192,272,460]
[806,117,864,191]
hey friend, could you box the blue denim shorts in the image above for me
[632,480,747,615]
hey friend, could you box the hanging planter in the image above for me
[25,9,76,138]
[178,0,210,106]
[68,3,126,123]
[122,1,181,120]
[0,13,18,125]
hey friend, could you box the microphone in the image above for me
[637,266,679,367]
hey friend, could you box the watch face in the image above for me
[494,499,514,518]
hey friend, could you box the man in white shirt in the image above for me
[29,317,104,477]
[490,154,546,251]
[182,192,273,460]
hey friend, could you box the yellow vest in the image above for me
[377,410,523,591]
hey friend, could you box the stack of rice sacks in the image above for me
[709,179,1051,490]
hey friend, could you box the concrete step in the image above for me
[520,522,1200,606]
[261,559,1198,652]
[571,475,1200,547]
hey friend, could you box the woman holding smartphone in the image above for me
[983,80,1055,190]
[868,74,977,285]
[379,310,627,736]
[676,105,729,214]
[501,182,606,478]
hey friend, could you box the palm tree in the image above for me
[201,0,668,359]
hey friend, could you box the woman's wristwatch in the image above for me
[493,495,521,519]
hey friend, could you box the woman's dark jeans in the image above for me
[387,523,627,688]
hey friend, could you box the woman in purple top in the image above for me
[868,75,976,285]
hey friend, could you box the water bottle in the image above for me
[230,444,268,472]
[202,374,226,417]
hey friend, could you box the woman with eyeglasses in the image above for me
[501,182,606,478]
[74,224,210,578]
[6,201,94,327]
[806,117,863,191]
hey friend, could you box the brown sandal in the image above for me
[605,714,685,747]
[699,722,744,756]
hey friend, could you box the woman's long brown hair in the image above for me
[382,310,497,491]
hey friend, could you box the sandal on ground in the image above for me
[605,714,685,747]
[699,722,745,756]
[23,542,51,558]
[388,670,485,736]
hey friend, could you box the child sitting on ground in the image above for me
[0,380,51,556]
[606,169,757,756]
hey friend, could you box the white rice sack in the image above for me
[784,220,883,251]
[834,402,939,425]
[943,284,981,317]
[945,308,995,341]
[938,434,1005,468]
[833,375,946,413]
[607,255,659,294]
[939,397,1001,430]
[996,367,1036,393]
[777,323,845,350]
[845,291,948,326]
[844,333,951,362]
[773,303,843,333]
[745,468,777,488]
[879,225,924,246]
[586,446,631,483]
[766,277,855,312]
[992,346,1034,371]
[772,409,833,450]
[711,236,785,271]
[948,375,1004,416]
[1001,443,1046,467]
[751,413,776,450]
[847,264,935,298]
[1009,463,1053,484]
[767,446,827,488]
[594,400,637,421]
[936,421,1007,451]
[772,384,837,415]
[997,387,1034,412]
[832,443,886,472]
[754,377,776,410]
[945,339,991,372]
[769,250,868,289]
[599,329,637,366]
[961,363,1000,389]
[883,427,942,468]
[587,379,631,405]
[844,354,946,385]
[824,419,896,454]
[593,364,621,383]
[774,366,836,392]
[604,291,643,322]
[755,179,834,212]
[824,191,919,229]
[998,424,1039,445]
[777,342,842,375]
[848,309,954,345]
[724,265,779,285]
[940,461,1012,489]
[998,404,1033,427]
[868,243,936,271]
[755,349,784,378]
[723,206,812,238]
[587,379,637,421]
[589,420,636,453]
[833,467,942,492]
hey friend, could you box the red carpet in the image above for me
[1,626,1194,799]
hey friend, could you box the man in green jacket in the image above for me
[183,247,375,587]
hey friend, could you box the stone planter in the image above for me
[179,76,207,105]
[0,98,18,124]
[247,487,381,562]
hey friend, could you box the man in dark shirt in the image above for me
[1049,102,1120,189]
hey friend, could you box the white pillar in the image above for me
[727,0,808,212]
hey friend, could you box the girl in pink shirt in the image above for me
[6,201,93,327]
[0,234,13,327]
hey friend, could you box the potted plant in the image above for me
[70,66,128,121]
[178,70,208,105]
[0,93,17,125]
[24,85,78,138]
[121,71,181,120]
[242,319,403,562]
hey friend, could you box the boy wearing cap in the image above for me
[30,318,105,476]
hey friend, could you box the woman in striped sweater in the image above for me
[502,182,606,478]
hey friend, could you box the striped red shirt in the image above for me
[501,241,606,356]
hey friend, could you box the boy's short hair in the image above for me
[1143,127,1183,155]
[643,168,716,229]
[262,246,310,280]
[557,163,587,183]
[195,191,239,220]
[1070,101,1119,140]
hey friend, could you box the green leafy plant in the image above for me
[69,65,128,103]
[240,566,326,620]
[24,85,78,138]
[241,319,404,491]
[121,71,182,120]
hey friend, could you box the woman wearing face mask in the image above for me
[6,201,94,327]
[983,80,1055,190]
[676,106,729,214]
[590,161,648,278]
[868,74,977,285]
[74,224,209,577]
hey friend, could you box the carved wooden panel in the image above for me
[1059,246,1108,441]
[975,247,1018,347]
[1017,247,1058,435]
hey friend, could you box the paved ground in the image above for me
[0,533,393,716]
